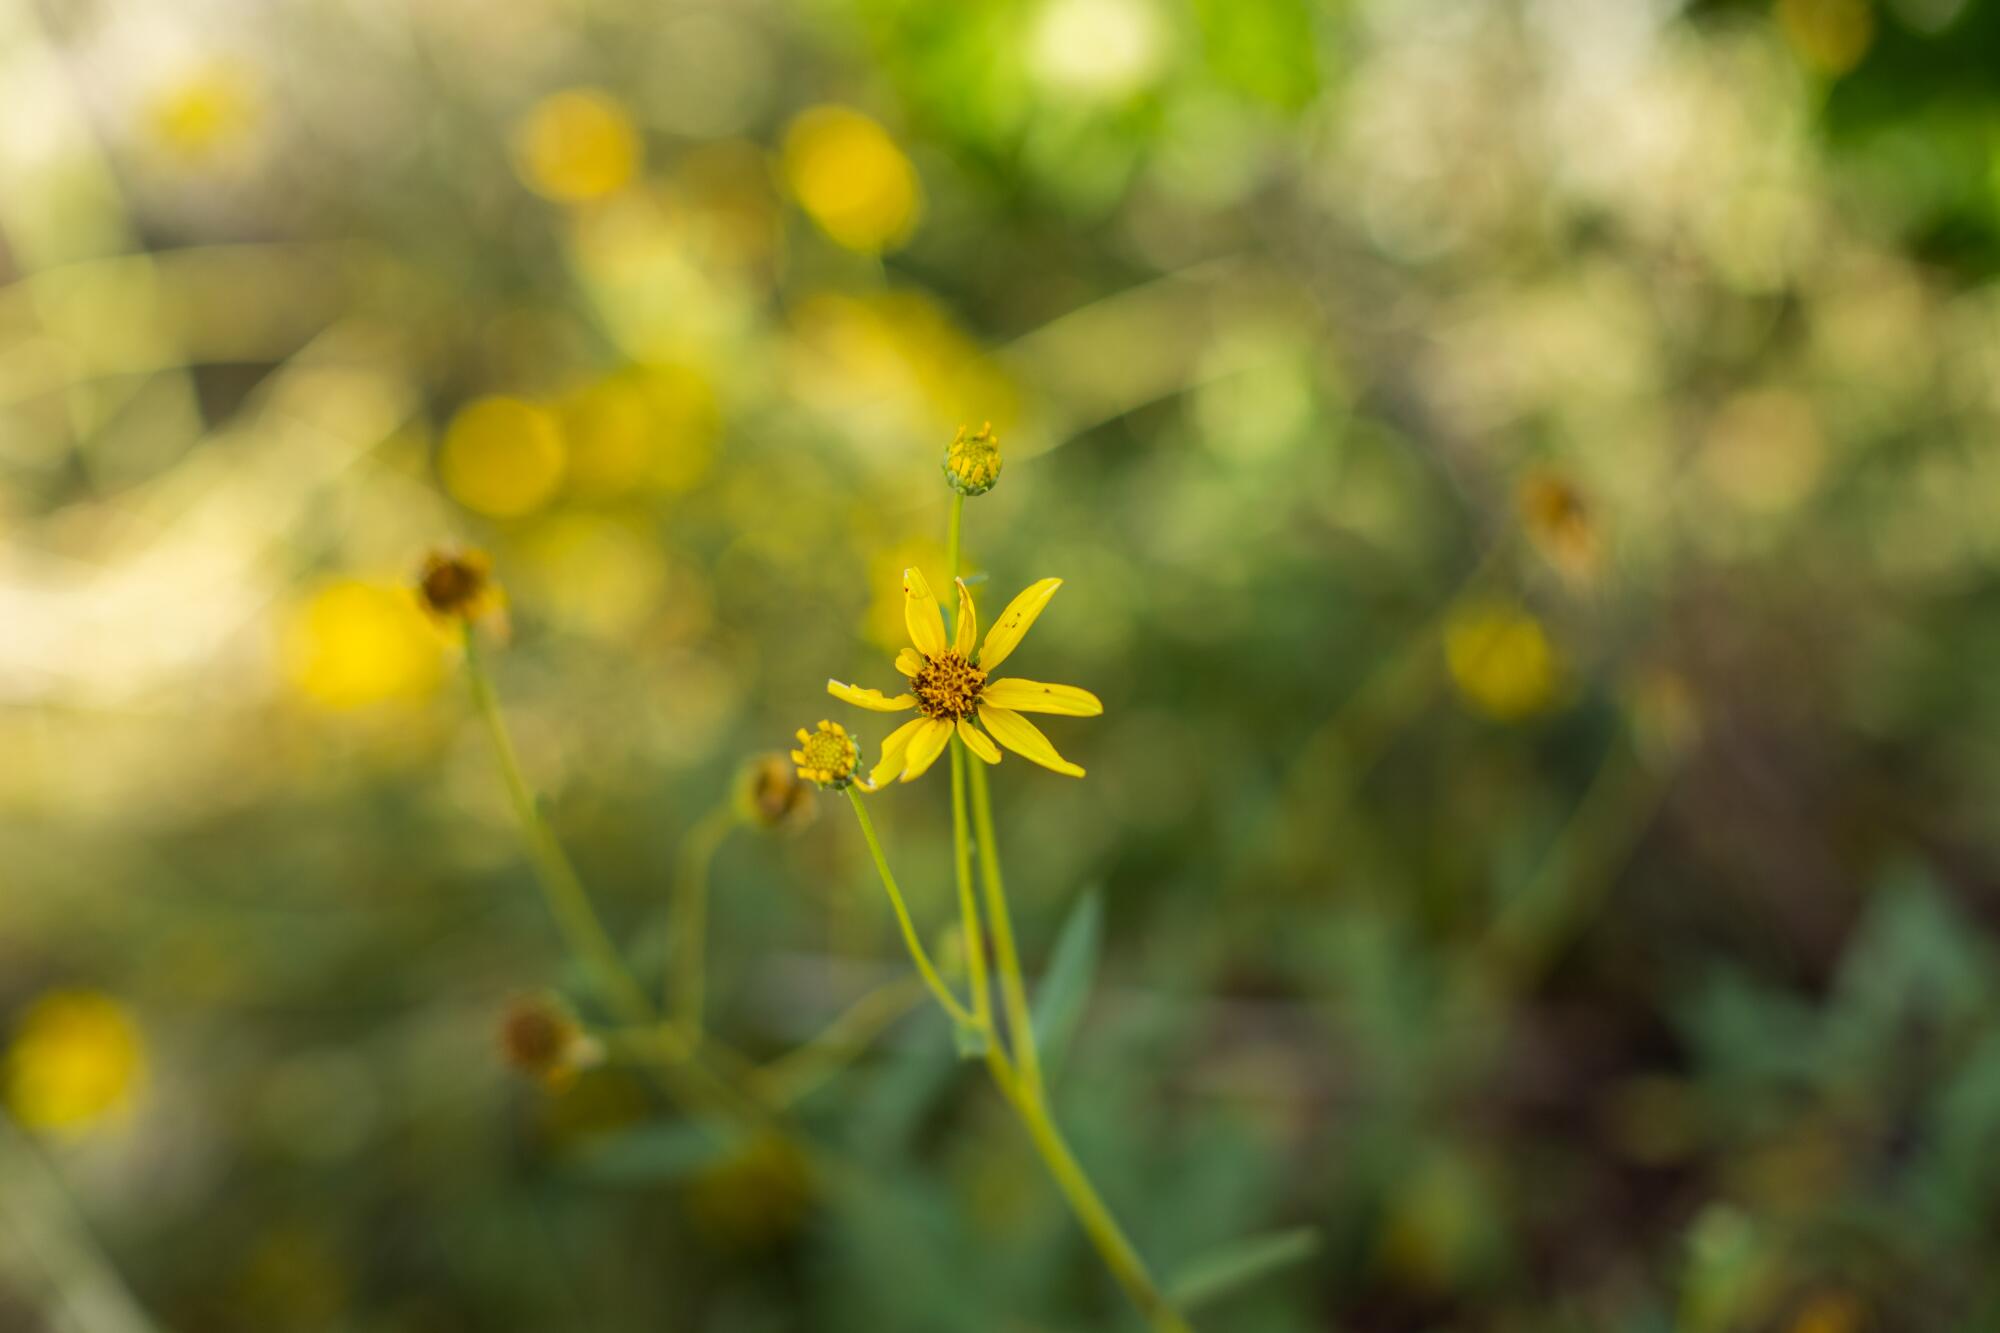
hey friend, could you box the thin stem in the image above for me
[843,787,978,1030]
[989,1067,1193,1333]
[462,624,652,1026]
[950,739,993,1029]
[668,804,739,1031]
[945,491,965,591]
[966,757,1044,1101]
[0,1112,163,1333]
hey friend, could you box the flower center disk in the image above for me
[913,652,986,720]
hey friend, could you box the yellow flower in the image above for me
[943,422,1002,497]
[4,990,146,1136]
[829,569,1101,785]
[791,720,861,790]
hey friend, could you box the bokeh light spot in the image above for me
[283,581,445,710]
[439,396,567,517]
[782,106,921,252]
[5,990,146,1137]
[1444,602,1560,721]
[514,88,643,203]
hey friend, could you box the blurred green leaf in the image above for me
[1033,889,1103,1079]
[563,1120,739,1185]
[1167,1226,1319,1311]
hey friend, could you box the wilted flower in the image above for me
[735,754,817,830]
[498,995,598,1091]
[829,568,1100,785]
[416,549,503,624]
[1518,470,1599,581]
[943,422,1002,497]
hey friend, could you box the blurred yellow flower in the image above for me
[513,88,643,203]
[1443,602,1559,721]
[439,396,567,517]
[147,62,259,162]
[5,990,146,1136]
[1777,0,1874,75]
[782,106,921,252]
[283,580,445,709]
[559,365,717,499]
[737,754,817,830]
[830,569,1101,784]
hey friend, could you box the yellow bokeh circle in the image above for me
[514,88,643,203]
[1444,602,1560,722]
[5,990,146,1136]
[283,580,445,710]
[439,396,567,517]
[782,105,922,253]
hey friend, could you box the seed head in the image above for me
[736,754,816,830]
[497,995,595,1090]
[416,548,500,622]
[943,422,1002,497]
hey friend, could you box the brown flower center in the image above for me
[913,651,986,721]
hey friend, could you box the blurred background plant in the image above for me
[5,0,2000,1329]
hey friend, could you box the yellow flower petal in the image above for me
[903,567,947,658]
[956,719,1001,764]
[827,679,917,712]
[977,578,1060,671]
[894,648,924,677]
[976,704,1084,777]
[898,718,954,783]
[981,678,1103,716]
[870,715,931,787]
[952,578,978,657]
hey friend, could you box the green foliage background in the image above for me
[4,0,2000,1329]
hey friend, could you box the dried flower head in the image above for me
[416,549,501,622]
[736,754,817,830]
[1518,471,1599,581]
[943,422,1002,497]
[498,995,595,1090]
[791,720,862,789]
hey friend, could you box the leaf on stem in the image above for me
[1167,1226,1321,1311]
[1031,889,1102,1080]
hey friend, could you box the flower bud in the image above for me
[942,422,1001,497]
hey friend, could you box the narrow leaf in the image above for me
[1169,1227,1320,1311]
[1032,889,1103,1080]
[564,1121,738,1185]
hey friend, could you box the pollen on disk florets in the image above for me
[912,651,986,721]
[943,422,1001,497]
[416,548,496,621]
[792,720,861,788]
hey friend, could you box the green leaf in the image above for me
[1032,889,1103,1080]
[563,1120,738,1185]
[1168,1227,1320,1311]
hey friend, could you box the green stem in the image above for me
[0,1112,163,1333]
[668,804,739,1031]
[945,491,964,590]
[462,624,652,1026]
[966,757,1043,1101]
[843,787,979,1030]
[988,1063,1193,1333]
[950,739,993,1029]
